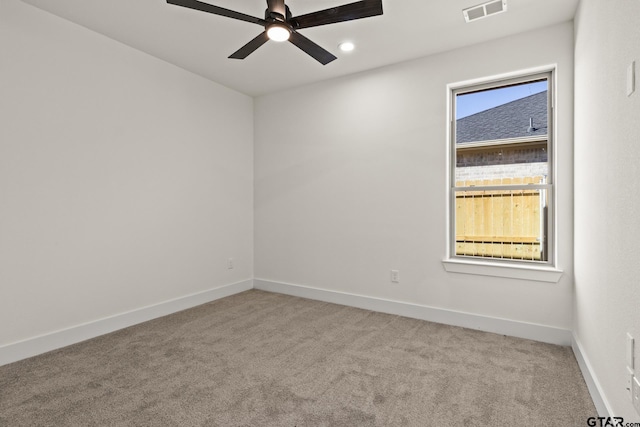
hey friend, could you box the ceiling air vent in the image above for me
[463,0,507,23]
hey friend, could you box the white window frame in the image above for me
[442,66,563,283]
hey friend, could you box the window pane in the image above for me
[454,186,548,261]
[451,74,552,263]
[455,79,549,186]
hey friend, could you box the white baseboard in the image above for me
[254,279,572,346]
[0,279,253,367]
[571,333,612,417]
[2,277,576,367]
[5,276,604,414]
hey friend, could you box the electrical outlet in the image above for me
[628,367,635,402]
[633,376,640,414]
[390,270,399,283]
[226,258,234,269]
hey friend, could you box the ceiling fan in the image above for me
[166,0,384,65]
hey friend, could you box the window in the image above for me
[449,71,554,267]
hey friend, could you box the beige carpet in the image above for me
[0,290,596,426]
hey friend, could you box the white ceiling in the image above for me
[20,0,579,97]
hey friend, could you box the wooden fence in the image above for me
[455,176,546,261]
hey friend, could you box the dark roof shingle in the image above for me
[456,91,547,144]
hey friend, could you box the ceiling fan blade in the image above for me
[167,0,267,26]
[288,32,337,65]
[229,32,270,60]
[291,0,383,29]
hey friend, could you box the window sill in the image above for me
[442,258,563,283]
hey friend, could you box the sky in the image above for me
[456,80,547,119]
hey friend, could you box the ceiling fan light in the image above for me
[267,24,291,42]
[338,42,355,52]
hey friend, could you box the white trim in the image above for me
[457,135,547,150]
[571,333,613,417]
[0,279,253,367]
[447,64,558,92]
[442,258,563,282]
[446,65,560,271]
[254,278,571,346]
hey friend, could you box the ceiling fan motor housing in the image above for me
[265,1,292,23]
[265,3,293,39]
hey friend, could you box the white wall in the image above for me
[0,0,253,347]
[255,23,574,331]
[574,0,640,419]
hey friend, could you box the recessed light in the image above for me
[338,41,355,52]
